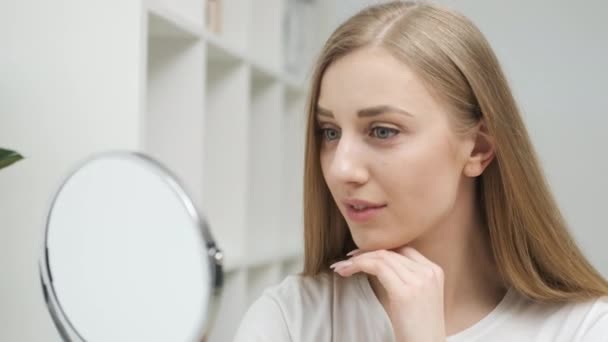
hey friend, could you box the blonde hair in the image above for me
[302,1,608,302]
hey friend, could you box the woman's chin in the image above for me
[352,233,410,252]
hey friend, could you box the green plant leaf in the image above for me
[0,148,24,170]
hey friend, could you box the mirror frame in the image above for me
[38,151,224,341]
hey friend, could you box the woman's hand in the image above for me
[330,247,446,342]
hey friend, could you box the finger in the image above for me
[335,256,407,295]
[339,250,421,285]
[399,247,444,279]
[361,249,425,274]
[346,249,363,257]
[396,247,435,267]
[394,251,427,273]
[346,249,437,284]
[368,250,420,285]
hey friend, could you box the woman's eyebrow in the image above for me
[316,106,334,118]
[357,105,413,118]
[315,105,413,118]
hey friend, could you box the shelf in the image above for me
[248,0,284,69]
[211,0,251,52]
[145,0,309,94]
[224,247,304,272]
[202,59,250,264]
[281,91,307,253]
[142,2,320,341]
[247,78,282,258]
[204,30,245,66]
[250,61,306,94]
[284,74,308,94]
[205,30,307,92]
[146,0,203,38]
[145,27,205,209]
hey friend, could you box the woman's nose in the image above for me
[329,137,369,185]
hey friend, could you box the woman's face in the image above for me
[317,47,477,251]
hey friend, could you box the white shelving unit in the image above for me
[143,0,317,340]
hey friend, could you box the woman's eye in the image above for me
[321,128,341,141]
[370,126,399,139]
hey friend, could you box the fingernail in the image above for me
[346,249,361,257]
[330,260,353,270]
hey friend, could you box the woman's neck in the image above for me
[369,182,506,335]
[369,222,506,335]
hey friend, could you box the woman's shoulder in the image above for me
[546,295,608,340]
[263,271,353,310]
[234,272,368,342]
[268,272,333,293]
[571,294,608,313]
[534,294,608,320]
[507,293,608,340]
[567,295,608,338]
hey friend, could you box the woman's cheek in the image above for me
[394,151,454,224]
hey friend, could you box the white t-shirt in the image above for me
[234,272,608,341]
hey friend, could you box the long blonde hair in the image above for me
[301,1,608,302]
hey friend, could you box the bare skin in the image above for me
[319,46,506,340]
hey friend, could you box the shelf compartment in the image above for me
[204,0,251,53]
[203,56,251,266]
[280,90,307,254]
[144,32,205,208]
[247,76,283,258]
[205,30,246,66]
[248,0,284,68]
[204,30,307,93]
[146,0,202,38]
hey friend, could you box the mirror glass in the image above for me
[39,152,222,341]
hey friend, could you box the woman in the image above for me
[235,1,608,341]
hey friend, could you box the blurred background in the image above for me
[1,0,606,340]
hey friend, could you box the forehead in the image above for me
[317,47,435,115]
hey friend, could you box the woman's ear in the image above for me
[464,120,495,177]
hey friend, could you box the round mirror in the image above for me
[39,151,223,341]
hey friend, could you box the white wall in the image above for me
[326,0,608,276]
[0,1,144,340]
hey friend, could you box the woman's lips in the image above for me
[345,204,387,222]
